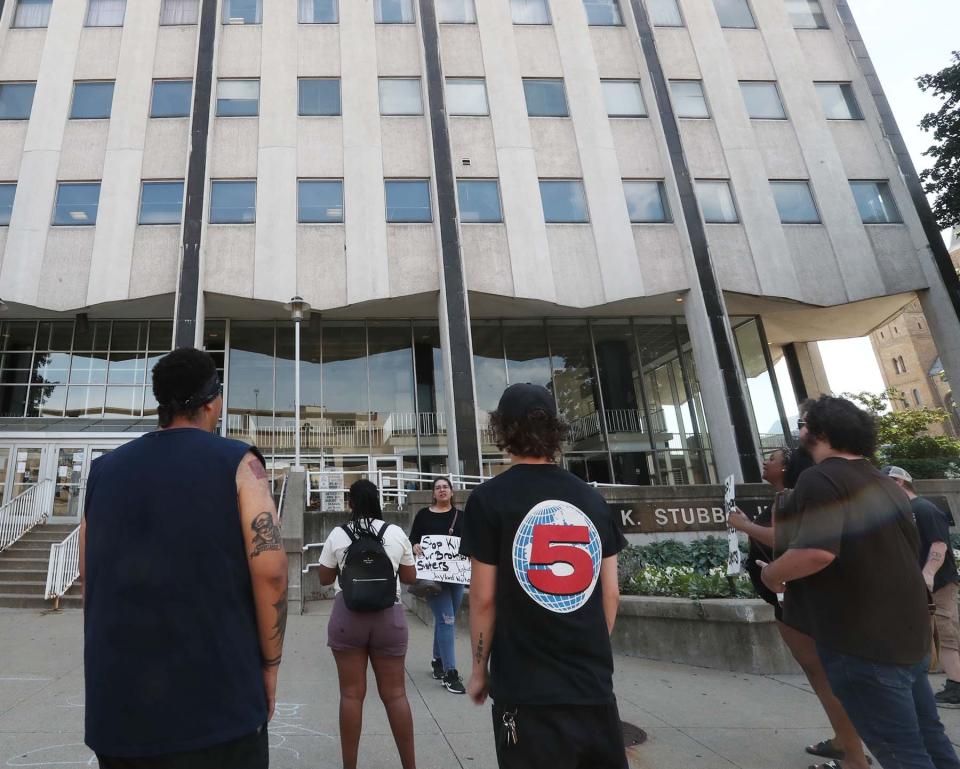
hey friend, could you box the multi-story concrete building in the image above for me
[870,228,960,436]
[0,0,958,521]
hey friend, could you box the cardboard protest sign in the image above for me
[415,535,471,585]
[724,474,742,576]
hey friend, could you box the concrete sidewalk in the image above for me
[1,604,959,769]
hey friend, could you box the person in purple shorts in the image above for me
[315,479,418,769]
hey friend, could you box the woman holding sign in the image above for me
[410,477,466,694]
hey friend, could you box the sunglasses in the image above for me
[797,419,807,430]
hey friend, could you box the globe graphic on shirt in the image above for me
[512,500,603,614]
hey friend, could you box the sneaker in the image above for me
[431,658,444,680]
[935,680,960,708]
[443,669,466,694]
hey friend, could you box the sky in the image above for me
[815,0,959,397]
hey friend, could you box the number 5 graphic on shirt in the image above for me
[527,524,594,596]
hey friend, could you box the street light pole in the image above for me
[285,296,311,472]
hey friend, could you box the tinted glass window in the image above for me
[695,180,738,223]
[511,0,550,24]
[648,0,682,26]
[815,83,862,120]
[14,0,52,28]
[740,82,786,119]
[457,180,502,223]
[787,0,827,28]
[217,80,260,117]
[713,0,754,28]
[584,0,622,25]
[161,0,199,24]
[602,80,646,117]
[771,181,820,223]
[385,180,432,223]
[71,82,115,119]
[299,0,337,22]
[86,0,126,26]
[223,0,261,23]
[375,0,414,23]
[670,81,709,118]
[523,79,568,117]
[299,79,341,116]
[446,79,489,116]
[624,181,669,223]
[438,0,476,22]
[139,181,185,225]
[379,79,423,115]
[0,184,15,226]
[850,182,902,224]
[53,183,101,226]
[210,181,257,224]
[298,180,344,223]
[0,83,37,120]
[151,80,193,118]
[539,180,589,223]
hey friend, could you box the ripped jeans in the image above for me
[427,582,465,674]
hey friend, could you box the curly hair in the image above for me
[489,407,569,460]
[152,348,218,428]
[801,395,877,458]
[784,445,815,488]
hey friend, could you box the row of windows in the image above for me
[0,76,864,123]
[8,0,831,31]
[0,177,903,230]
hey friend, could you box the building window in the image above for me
[13,0,52,28]
[375,0,414,23]
[670,80,709,118]
[713,0,754,28]
[850,181,902,224]
[53,182,101,226]
[138,181,185,225]
[151,80,193,118]
[913,388,922,406]
[891,357,900,374]
[70,82,115,120]
[446,79,489,116]
[438,0,476,22]
[539,180,589,223]
[648,0,683,26]
[385,180,432,223]
[217,79,260,117]
[299,0,338,23]
[222,0,261,24]
[815,82,863,120]
[210,180,256,224]
[771,181,820,224]
[601,80,646,117]
[695,180,738,223]
[624,180,670,223]
[899,356,907,373]
[379,78,423,115]
[523,79,569,117]
[160,0,199,24]
[0,83,36,120]
[740,82,786,119]
[86,0,126,26]
[787,0,827,28]
[457,180,502,223]
[298,180,344,223]
[0,184,15,226]
[511,0,551,24]
[298,78,341,116]
[584,0,622,25]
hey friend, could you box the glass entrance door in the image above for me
[51,447,86,520]
[10,446,43,501]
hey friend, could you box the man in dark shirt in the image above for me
[81,348,288,768]
[885,465,960,709]
[459,384,628,769]
[761,396,959,769]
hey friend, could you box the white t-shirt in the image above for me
[318,519,415,599]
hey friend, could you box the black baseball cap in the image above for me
[496,383,557,422]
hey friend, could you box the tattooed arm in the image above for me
[923,542,948,592]
[237,451,289,721]
[466,560,497,706]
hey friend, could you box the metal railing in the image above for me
[44,525,80,608]
[305,468,490,512]
[0,480,53,551]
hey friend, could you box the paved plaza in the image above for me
[2,603,960,768]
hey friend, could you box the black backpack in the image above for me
[339,521,398,613]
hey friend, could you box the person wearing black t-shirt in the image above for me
[459,384,629,769]
[885,465,960,709]
[761,396,960,769]
[409,477,466,694]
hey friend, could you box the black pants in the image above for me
[97,726,268,769]
[492,702,628,769]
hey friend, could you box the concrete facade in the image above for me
[0,0,958,484]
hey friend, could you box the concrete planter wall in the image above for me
[402,590,800,676]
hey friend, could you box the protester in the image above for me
[885,465,960,708]
[460,383,628,769]
[731,447,870,768]
[316,479,418,769]
[81,348,287,768]
[409,477,466,694]
[760,396,960,769]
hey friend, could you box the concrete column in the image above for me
[918,287,960,404]
[793,342,832,399]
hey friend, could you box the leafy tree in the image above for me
[919,51,960,229]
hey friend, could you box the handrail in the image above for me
[44,525,81,609]
[277,473,289,522]
[0,480,53,551]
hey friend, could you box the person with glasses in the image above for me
[81,348,287,769]
[760,396,960,769]
[730,446,869,769]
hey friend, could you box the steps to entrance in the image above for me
[0,522,80,610]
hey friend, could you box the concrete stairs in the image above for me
[0,523,81,609]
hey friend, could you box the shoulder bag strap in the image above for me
[448,508,459,536]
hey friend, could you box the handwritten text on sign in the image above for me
[415,535,472,585]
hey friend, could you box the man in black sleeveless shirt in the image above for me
[81,348,288,768]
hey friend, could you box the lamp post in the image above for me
[285,296,311,471]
